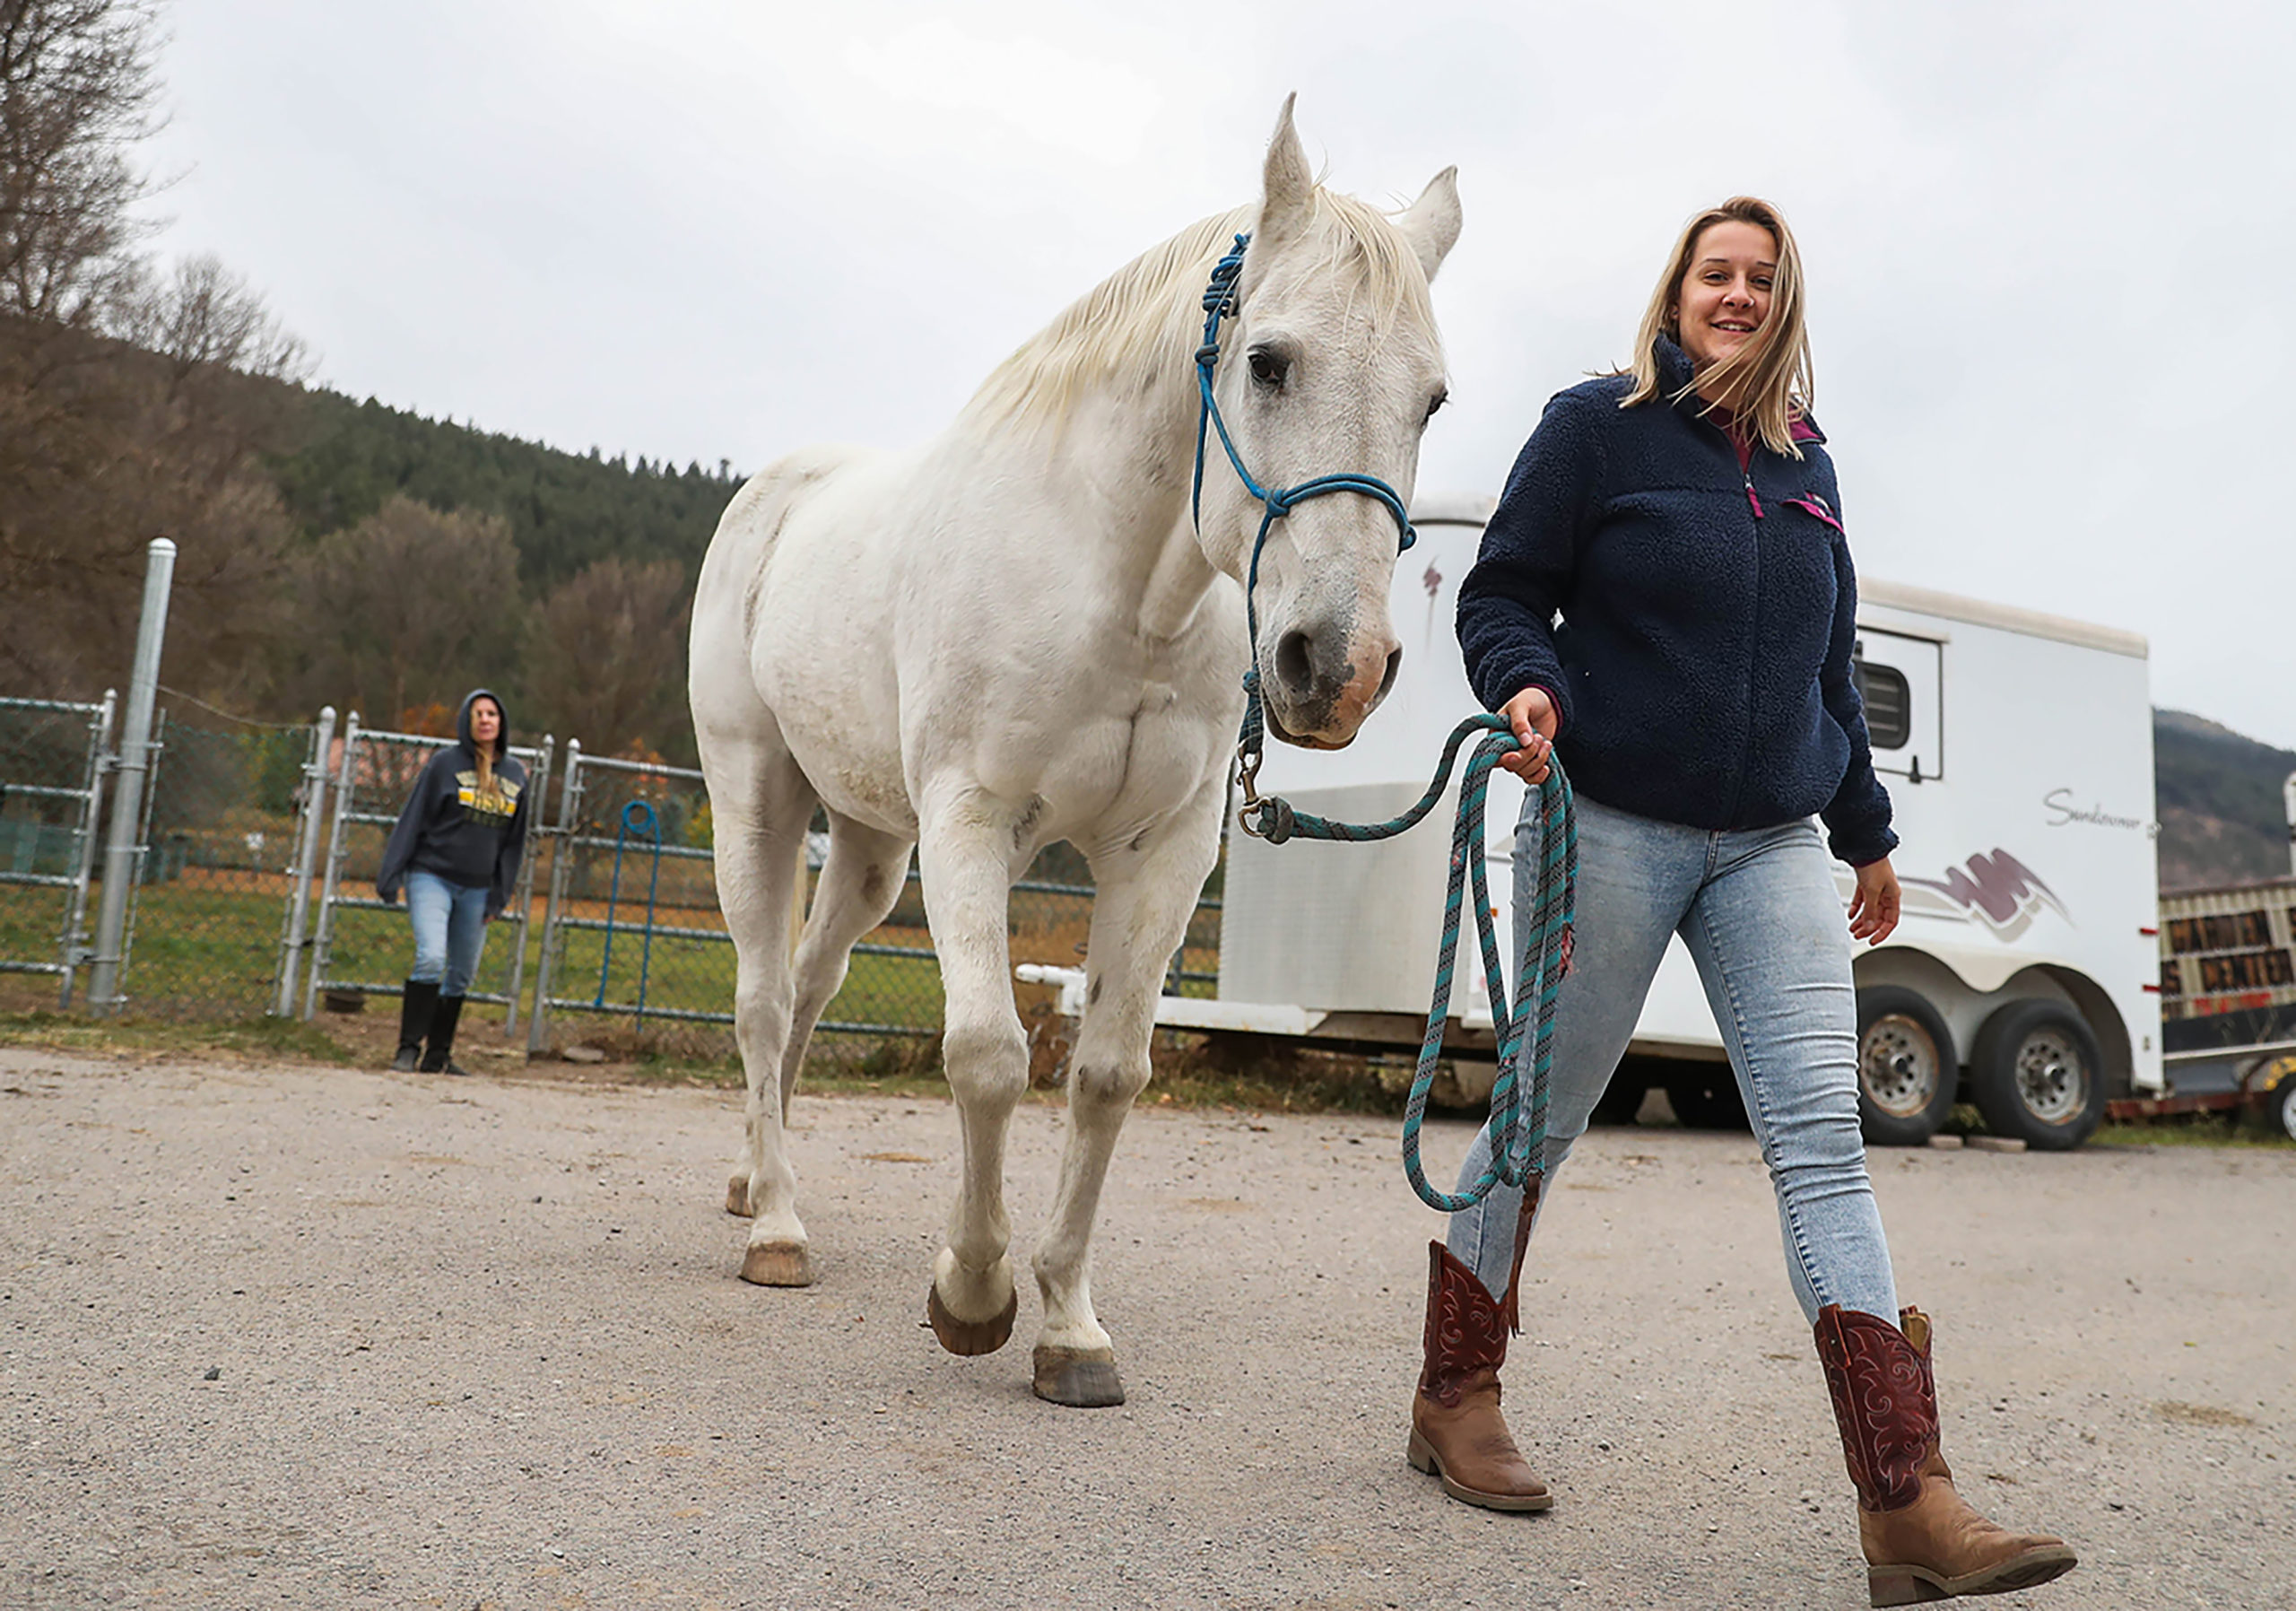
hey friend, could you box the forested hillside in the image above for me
[252,390,745,765]
[2154,710,2295,892]
[0,0,740,764]
[269,388,741,592]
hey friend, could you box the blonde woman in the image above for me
[1412,199,2075,1606]
[377,690,529,1075]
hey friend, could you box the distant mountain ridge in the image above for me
[2154,710,2295,892]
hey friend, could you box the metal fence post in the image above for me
[526,739,580,1054]
[497,734,550,1036]
[302,711,361,1020]
[272,707,336,1016]
[87,539,175,1014]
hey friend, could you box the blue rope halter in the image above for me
[1189,231,1416,800]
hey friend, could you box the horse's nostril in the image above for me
[1377,646,1402,702]
[1274,630,1314,696]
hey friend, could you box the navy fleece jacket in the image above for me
[376,689,532,917]
[1456,339,1897,866]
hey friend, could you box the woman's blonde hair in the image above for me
[468,697,499,795]
[1622,196,1812,457]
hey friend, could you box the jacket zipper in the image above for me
[1732,449,1760,826]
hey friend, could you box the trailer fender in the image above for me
[1864,939,2082,997]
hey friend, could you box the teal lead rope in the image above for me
[1239,713,1578,1212]
[1184,232,1578,1212]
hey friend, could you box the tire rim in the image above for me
[2278,1083,2296,1144]
[2013,1028,2089,1124]
[1861,1014,1939,1119]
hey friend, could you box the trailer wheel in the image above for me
[2271,1070,2296,1145]
[1970,999,2104,1150]
[1856,987,1959,1146]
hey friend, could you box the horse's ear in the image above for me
[1259,92,1313,250]
[1394,166,1463,282]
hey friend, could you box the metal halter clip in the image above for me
[1234,738,1266,836]
[1232,742,1295,843]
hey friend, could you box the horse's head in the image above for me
[1193,96,1461,751]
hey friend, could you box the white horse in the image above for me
[689,99,1460,1406]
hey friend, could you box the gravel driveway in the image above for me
[4,1046,2291,1610]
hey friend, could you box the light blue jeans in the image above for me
[404,869,490,997]
[1448,792,1899,1325]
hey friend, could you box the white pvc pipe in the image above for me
[2283,771,2295,883]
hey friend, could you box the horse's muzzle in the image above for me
[1264,631,1402,748]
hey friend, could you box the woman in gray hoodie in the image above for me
[376,690,530,1074]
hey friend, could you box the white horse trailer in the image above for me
[1163,497,2165,1149]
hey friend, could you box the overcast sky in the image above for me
[146,0,2294,748]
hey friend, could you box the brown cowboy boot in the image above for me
[1406,1241,1552,1511]
[1815,1305,2076,1606]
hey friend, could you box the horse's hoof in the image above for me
[1032,1345,1126,1407]
[926,1282,1017,1356]
[726,1175,752,1216]
[739,1241,813,1286]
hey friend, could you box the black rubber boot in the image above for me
[394,980,439,1072]
[418,993,468,1075]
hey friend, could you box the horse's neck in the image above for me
[959,319,1222,642]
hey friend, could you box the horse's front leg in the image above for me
[1031,795,1222,1406]
[917,797,1032,1357]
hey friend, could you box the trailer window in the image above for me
[1852,659,1911,749]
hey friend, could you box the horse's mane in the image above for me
[967,187,1436,432]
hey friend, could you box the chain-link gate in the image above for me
[522,742,974,1052]
[526,742,736,1049]
[0,694,117,1007]
[517,741,1220,1056]
[297,715,552,1028]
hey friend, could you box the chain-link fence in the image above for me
[102,710,321,1017]
[521,742,1222,1061]
[3,687,1226,1058]
[0,695,114,1008]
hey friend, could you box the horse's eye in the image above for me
[1247,348,1288,388]
[1424,388,1448,423]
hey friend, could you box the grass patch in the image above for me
[1144,1035,1409,1117]
[2093,1115,2292,1149]
[0,1009,354,1064]
[0,1006,1416,1118]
